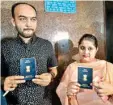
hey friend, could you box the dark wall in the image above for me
[105,1,113,63]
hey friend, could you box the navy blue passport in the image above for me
[78,67,93,89]
[20,57,36,80]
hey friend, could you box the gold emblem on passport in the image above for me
[83,74,87,81]
[26,66,30,72]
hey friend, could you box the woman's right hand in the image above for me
[67,82,81,96]
[4,76,25,91]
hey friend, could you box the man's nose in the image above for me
[25,19,32,27]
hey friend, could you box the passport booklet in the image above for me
[20,57,36,80]
[78,67,93,89]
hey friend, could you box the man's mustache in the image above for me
[24,28,34,31]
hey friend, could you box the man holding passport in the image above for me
[1,2,57,105]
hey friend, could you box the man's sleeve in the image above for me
[1,50,8,77]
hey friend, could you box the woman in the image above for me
[56,34,113,105]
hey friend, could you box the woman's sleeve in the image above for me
[56,65,72,105]
[106,62,113,103]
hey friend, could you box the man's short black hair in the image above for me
[11,2,37,18]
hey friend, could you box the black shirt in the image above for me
[1,35,57,105]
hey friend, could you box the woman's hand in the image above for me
[67,82,81,96]
[94,82,113,96]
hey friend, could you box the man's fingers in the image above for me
[4,83,17,91]
[35,73,51,79]
[32,79,42,84]
[8,88,16,91]
[32,79,50,86]
[4,76,25,91]
[32,79,49,83]
[12,83,18,88]
[14,80,26,84]
[35,75,42,79]
[33,74,52,86]
[10,76,25,80]
[32,79,42,82]
[5,76,24,82]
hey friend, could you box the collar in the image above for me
[16,34,37,45]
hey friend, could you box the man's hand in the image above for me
[32,73,52,86]
[4,76,25,91]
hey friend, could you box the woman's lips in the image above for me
[83,55,89,58]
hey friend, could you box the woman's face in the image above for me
[78,40,98,62]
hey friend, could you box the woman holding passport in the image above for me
[56,34,113,105]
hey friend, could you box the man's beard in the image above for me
[16,26,35,38]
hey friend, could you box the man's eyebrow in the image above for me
[18,15,26,18]
[18,15,36,18]
[32,17,37,18]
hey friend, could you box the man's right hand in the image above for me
[4,76,25,91]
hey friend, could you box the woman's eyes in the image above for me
[80,46,85,50]
[80,46,93,51]
[88,47,93,50]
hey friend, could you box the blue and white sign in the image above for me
[45,0,76,14]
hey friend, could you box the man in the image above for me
[1,2,57,105]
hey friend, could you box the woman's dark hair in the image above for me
[78,34,98,48]
[11,2,37,18]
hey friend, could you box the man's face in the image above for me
[12,4,37,38]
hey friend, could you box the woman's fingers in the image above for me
[67,82,81,96]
